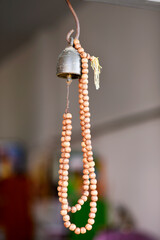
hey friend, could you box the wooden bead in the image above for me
[62,126,66,131]
[62,181,68,187]
[63,215,70,222]
[61,136,65,142]
[81,142,86,147]
[64,221,71,228]
[83,158,88,164]
[80,121,85,126]
[65,136,71,142]
[63,171,68,176]
[91,190,98,196]
[90,184,96,190]
[65,147,71,153]
[61,187,67,193]
[82,63,88,69]
[69,224,76,231]
[66,125,72,130]
[58,180,63,186]
[66,119,72,125]
[89,167,95,173]
[85,224,92,231]
[79,83,83,89]
[59,164,63,169]
[66,113,72,119]
[91,179,97,185]
[85,123,91,129]
[90,202,97,208]
[74,39,80,45]
[62,204,68,210]
[82,79,88,84]
[60,210,67,216]
[80,104,84,110]
[81,195,87,202]
[57,186,61,192]
[83,90,88,95]
[84,129,90,135]
[58,169,63,175]
[89,173,96,179]
[63,142,70,147]
[83,175,89,180]
[71,206,77,213]
[78,199,84,205]
[83,101,89,107]
[75,43,81,49]
[61,198,68,204]
[86,53,91,59]
[81,227,86,234]
[82,69,89,74]
[86,145,92,151]
[81,126,85,131]
[63,159,69,164]
[75,204,81,211]
[78,47,84,53]
[83,96,89,101]
[62,131,66,136]
[62,120,66,125]
[83,169,89,175]
[63,164,69,170]
[88,218,95,225]
[59,175,63,180]
[85,140,91,145]
[82,58,88,63]
[83,152,88,158]
[83,180,90,185]
[79,88,83,93]
[89,213,96,219]
[75,227,81,235]
[68,206,71,212]
[80,110,84,115]
[82,85,88,90]
[85,134,91,140]
[63,113,67,119]
[90,207,97,213]
[58,192,62,197]
[80,52,87,58]
[79,93,83,99]
[91,196,98,202]
[82,147,87,153]
[61,148,65,153]
[62,176,69,181]
[64,153,70,158]
[88,156,93,161]
[83,185,89,191]
[79,99,84,105]
[87,151,93,156]
[84,107,90,112]
[84,191,89,197]
[61,192,67,198]
[82,74,88,79]
[84,164,89,169]
[66,130,72,136]
[59,158,63,164]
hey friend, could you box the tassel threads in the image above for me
[91,57,102,90]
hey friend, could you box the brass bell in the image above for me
[56,45,81,79]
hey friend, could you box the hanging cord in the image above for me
[65,75,72,113]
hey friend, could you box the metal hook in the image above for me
[65,0,80,44]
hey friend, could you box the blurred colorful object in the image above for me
[0,142,27,178]
[94,231,157,240]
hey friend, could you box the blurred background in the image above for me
[0,0,160,239]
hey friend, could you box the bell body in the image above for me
[56,46,81,79]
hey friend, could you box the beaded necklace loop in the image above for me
[58,39,98,235]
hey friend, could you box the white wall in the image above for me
[0,2,160,237]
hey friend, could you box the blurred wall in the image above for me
[0,2,160,237]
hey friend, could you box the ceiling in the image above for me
[0,0,159,61]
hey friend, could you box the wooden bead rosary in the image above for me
[56,0,101,235]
